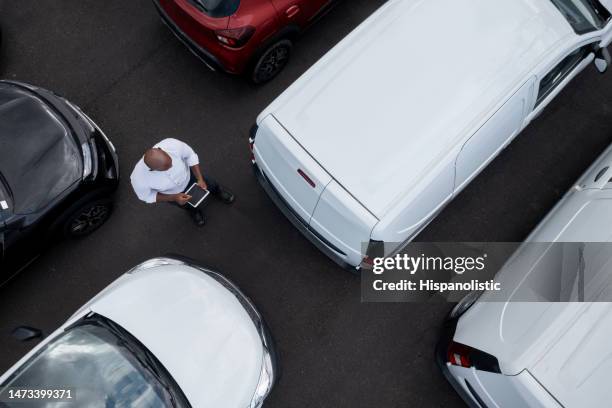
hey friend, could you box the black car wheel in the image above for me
[63,198,113,238]
[251,39,293,84]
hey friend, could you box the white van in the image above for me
[437,143,612,408]
[250,0,612,270]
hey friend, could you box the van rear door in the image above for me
[310,182,378,266]
[253,115,332,223]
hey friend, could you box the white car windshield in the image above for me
[550,0,611,33]
[0,320,184,407]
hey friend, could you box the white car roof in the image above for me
[88,263,263,408]
[260,0,574,217]
[455,145,612,406]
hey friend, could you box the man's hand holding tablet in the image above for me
[185,183,210,208]
[174,193,192,206]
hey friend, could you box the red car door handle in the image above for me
[286,5,300,18]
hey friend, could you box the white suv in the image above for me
[250,0,612,271]
[437,143,612,408]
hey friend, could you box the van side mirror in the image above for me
[11,326,43,342]
[594,47,611,74]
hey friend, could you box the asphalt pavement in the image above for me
[1,1,611,407]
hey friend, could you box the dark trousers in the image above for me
[176,171,220,215]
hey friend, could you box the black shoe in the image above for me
[191,210,206,227]
[218,187,235,204]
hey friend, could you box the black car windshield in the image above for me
[550,0,611,34]
[0,320,184,408]
[190,0,240,17]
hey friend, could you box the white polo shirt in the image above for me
[130,138,199,204]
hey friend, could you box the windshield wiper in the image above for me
[113,337,177,405]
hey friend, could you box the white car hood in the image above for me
[87,264,263,408]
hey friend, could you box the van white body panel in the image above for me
[254,115,332,223]
[530,303,612,408]
[529,143,612,242]
[254,0,612,268]
[454,303,612,408]
[370,158,455,244]
[455,79,535,191]
[446,365,561,408]
[263,0,572,219]
[447,144,612,407]
[310,181,378,265]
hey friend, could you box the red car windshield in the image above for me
[190,0,240,17]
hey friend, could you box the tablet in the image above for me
[185,183,210,208]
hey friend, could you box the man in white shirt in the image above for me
[130,138,234,226]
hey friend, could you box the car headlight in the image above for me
[449,290,482,320]
[249,350,274,408]
[81,141,92,179]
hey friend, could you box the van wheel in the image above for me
[251,39,293,84]
[62,198,113,238]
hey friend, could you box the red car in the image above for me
[153,0,335,83]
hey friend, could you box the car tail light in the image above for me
[447,341,501,373]
[361,240,384,269]
[216,26,255,48]
[362,256,375,266]
[448,342,471,368]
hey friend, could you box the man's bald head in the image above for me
[144,147,172,171]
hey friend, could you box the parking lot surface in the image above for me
[1,1,612,407]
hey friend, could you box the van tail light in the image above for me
[216,26,255,48]
[249,124,258,163]
[448,342,471,368]
[360,240,384,269]
[447,341,501,373]
[362,256,375,266]
[297,169,315,188]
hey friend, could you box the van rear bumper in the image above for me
[253,163,359,273]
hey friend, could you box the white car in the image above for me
[437,143,612,407]
[0,257,278,408]
[250,0,612,271]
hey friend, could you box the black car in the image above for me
[0,81,119,282]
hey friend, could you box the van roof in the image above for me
[263,0,574,217]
